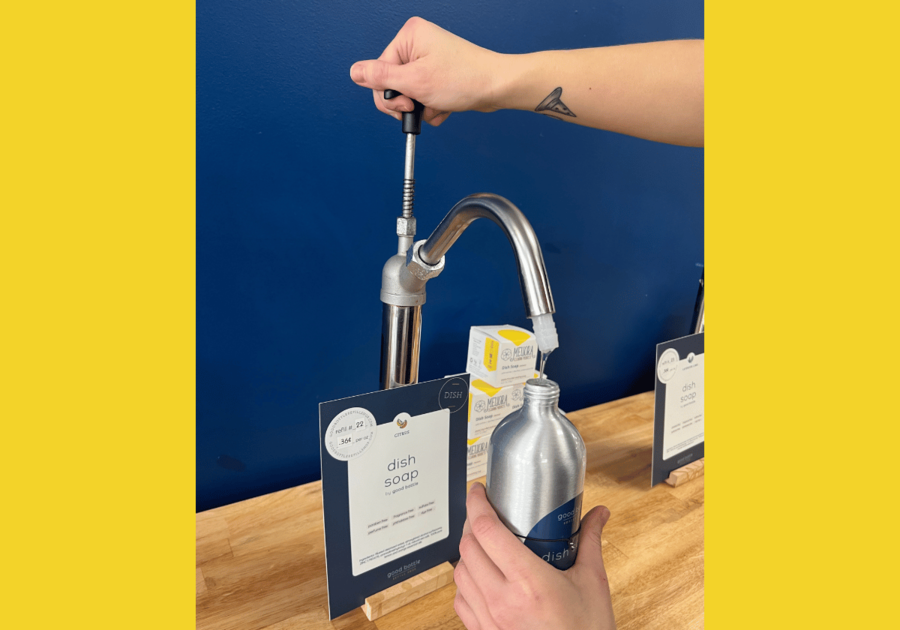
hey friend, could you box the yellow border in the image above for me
[2,3,195,627]
[708,2,898,627]
[4,1,899,627]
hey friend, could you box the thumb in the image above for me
[573,505,611,581]
[350,59,416,94]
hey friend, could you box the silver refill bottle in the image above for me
[486,378,586,570]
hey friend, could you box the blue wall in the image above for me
[198,0,704,511]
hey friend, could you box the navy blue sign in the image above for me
[319,374,469,619]
[651,333,705,486]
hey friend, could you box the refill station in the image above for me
[375,94,586,569]
[377,92,560,390]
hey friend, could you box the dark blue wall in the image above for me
[198,0,704,511]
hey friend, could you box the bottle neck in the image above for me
[522,378,561,409]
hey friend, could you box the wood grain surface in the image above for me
[196,391,704,629]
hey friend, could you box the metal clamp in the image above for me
[406,240,445,281]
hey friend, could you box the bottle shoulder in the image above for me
[490,406,586,457]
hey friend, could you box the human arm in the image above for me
[453,482,617,630]
[349,17,703,147]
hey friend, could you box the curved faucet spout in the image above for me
[419,193,555,318]
[380,192,558,390]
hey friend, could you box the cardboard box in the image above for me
[466,325,538,388]
[465,372,541,481]
[466,437,489,480]
[467,378,524,439]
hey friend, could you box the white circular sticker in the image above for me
[657,348,680,383]
[324,407,377,461]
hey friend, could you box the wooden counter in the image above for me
[197,392,704,629]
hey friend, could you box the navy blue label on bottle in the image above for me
[519,493,583,570]
[527,493,582,539]
[522,530,580,570]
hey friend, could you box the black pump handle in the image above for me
[384,90,424,135]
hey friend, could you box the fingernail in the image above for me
[349,63,362,82]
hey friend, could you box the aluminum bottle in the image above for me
[486,378,586,570]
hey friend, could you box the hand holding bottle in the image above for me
[454,483,617,630]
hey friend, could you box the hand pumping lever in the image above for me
[384,90,424,255]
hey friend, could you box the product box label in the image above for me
[467,374,540,440]
[465,372,541,480]
[466,325,537,388]
[466,437,489,481]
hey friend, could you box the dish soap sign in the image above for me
[651,333,704,486]
[319,374,469,619]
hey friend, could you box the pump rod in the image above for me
[385,90,424,255]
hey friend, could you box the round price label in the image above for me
[657,348,680,383]
[324,407,377,461]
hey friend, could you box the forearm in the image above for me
[492,41,704,146]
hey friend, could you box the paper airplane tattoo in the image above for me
[535,87,576,118]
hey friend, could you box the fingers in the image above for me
[424,108,451,127]
[572,505,612,583]
[453,589,481,630]
[378,16,427,65]
[352,59,421,119]
[350,59,414,94]
[376,29,406,66]
[371,90,402,121]
[466,483,544,580]
[459,517,506,596]
[351,17,437,120]
[383,92,416,114]
[367,87,445,124]
[454,559,498,630]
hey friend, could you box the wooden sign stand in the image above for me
[665,457,704,487]
[362,561,455,621]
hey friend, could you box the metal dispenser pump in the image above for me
[379,92,559,390]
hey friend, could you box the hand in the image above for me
[349,17,502,127]
[454,482,617,630]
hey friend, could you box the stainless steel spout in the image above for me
[419,194,555,319]
[379,193,556,390]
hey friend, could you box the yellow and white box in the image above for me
[467,378,526,440]
[466,325,538,388]
[466,373,540,481]
[467,438,490,481]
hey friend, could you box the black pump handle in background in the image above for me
[384,90,424,135]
